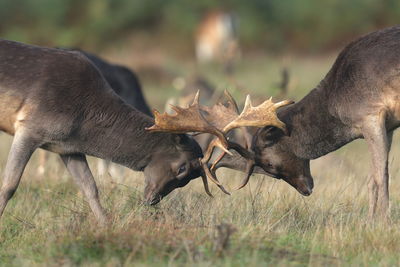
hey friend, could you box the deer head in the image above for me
[251,126,314,196]
[212,99,314,197]
[144,91,293,204]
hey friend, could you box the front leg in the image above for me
[60,154,108,225]
[0,131,39,219]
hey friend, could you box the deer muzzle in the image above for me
[285,175,314,196]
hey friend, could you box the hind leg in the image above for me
[363,116,392,220]
[367,130,393,219]
[0,131,39,219]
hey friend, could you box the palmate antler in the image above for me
[201,91,294,191]
[146,90,293,196]
[214,95,294,190]
[146,92,230,154]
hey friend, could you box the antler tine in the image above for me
[243,95,252,112]
[235,160,255,190]
[223,89,240,114]
[274,99,294,109]
[200,160,230,195]
[192,89,200,105]
[201,172,213,197]
[223,95,294,133]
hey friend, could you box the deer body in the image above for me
[253,26,400,218]
[0,39,205,224]
[0,42,157,164]
[37,49,153,176]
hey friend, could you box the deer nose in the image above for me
[144,191,162,205]
[298,182,313,196]
[144,184,161,205]
[291,175,313,196]
[300,188,312,196]
[144,197,161,206]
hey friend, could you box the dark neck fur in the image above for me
[279,87,357,159]
[75,93,174,170]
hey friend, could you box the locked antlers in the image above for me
[146,90,293,195]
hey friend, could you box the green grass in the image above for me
[1,51,400,266]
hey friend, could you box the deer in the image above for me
[37,49,154,177]
[213,25,400,220]
[195,10,240,74]
[0,39,290,224]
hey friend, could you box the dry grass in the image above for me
[1,52,400,266]
[1,131,400,266]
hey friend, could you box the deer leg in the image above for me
[363,118,391,219]
[37,149,48,175]
[97,159,109,176]
[60,154,108,225]
[0,131,39,219]
[367,176,377,219]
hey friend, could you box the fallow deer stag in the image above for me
[216,26,400,219]
[0,39,290,224]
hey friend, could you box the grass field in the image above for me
[1,50,400,266]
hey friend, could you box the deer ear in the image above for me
[172,134,188,146]
[258,126,285,146]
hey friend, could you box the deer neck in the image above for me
[280,87,356,159]
[76,95,172,170]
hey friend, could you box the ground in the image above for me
[1,49,400,266]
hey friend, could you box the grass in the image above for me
[1,49,400,266]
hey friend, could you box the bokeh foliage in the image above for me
[0,0,400,50]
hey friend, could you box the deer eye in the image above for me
[178,165,186,174]
[177,164,186,176]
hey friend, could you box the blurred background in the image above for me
[3,2,400,265]
[1,0,400,109]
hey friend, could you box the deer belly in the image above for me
[41,142,77,154]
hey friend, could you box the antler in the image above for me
[224,96,294,134]
[146,91,228,148]
[207,94,294,191]
[146,90,293,196]
[146,91,233,194]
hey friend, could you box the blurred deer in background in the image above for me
[195,10,240,74]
